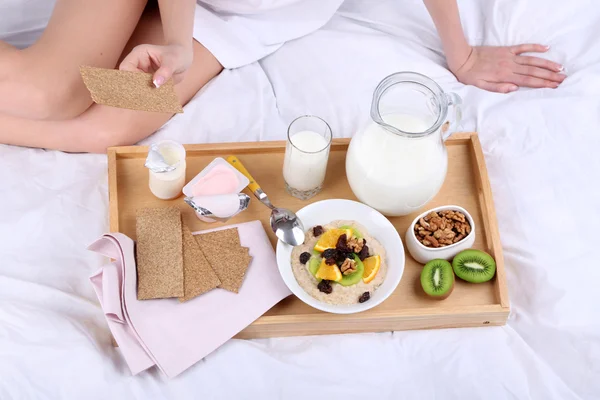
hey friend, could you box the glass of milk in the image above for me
[283,115,332,200]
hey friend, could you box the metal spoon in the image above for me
[226,155,305,246]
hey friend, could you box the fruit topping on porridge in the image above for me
[291,221,387,305]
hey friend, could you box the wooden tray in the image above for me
[108,132,509,338]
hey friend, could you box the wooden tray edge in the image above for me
[107,139,350,159]
[107,134,474,159]
[236,304,509,339]
[469,135,510,309]
[107,148,120,233]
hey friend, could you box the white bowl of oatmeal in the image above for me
[276,199,405,314]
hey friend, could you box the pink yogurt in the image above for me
[191,164,240,196]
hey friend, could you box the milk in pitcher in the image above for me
[346,113,448,216]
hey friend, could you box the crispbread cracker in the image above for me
[180,224,221,302]
[80,66,183,113]
[194,228,241,249]
[136,207,184,300]
[196,230,252,293]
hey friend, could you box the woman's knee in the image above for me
[38,81,93,120]
[9,51,93,120]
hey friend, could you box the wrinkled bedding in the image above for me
[1,0,599,398]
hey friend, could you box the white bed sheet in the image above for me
[1,0,599,398]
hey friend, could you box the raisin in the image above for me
[358,244,369,261]
[335,234,351,253]
[358,292,370,303]
[335,250,351,264]
[318,280,333,294]
[312,225,325,237]
[322,248,338,259]
[299,252,311,264]
[325,257,337,265]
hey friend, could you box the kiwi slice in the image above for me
[421,259,454,299]
[339,225,362,239]
[452,249,496,283]
[338,255,365,286]
[309,257,321,277]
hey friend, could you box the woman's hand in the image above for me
[119,43,193,88]
[450,45,566,93]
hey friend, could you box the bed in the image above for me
[1,0,598,398]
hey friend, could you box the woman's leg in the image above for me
[0,0,147,120]
[0,10,223,153]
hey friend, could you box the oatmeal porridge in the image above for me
[291,220,387,305]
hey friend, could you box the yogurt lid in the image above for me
[182,157,250,197]
[145,140,185,173]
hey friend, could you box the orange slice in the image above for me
[313,228,353,252]
[315,259,343,282]
[362,255,381,284]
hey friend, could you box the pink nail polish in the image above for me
[153,76,165,88]
[544,45,551,50]
[557,65,564,72]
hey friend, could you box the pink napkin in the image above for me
[88,220,291,378]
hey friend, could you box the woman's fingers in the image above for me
[509,74,559,89]
[118,57,142,72]
[153,65,173,88]
[510,43,549,55]
[119,45,154,73]
[514,65,566,83]
[476,80,518,93]
[516,55,563,72]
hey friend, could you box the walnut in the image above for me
[451,213,466,223]
[414,209,471,248]
[443,228,455,239]
[438,218,447,230]
[346,236,364,253]
[423,234,440,248]
[455,221,471,235]
[426,211,438,220]
[340,258,357,275]
[430,216,443,226]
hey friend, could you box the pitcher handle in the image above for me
[442,92,463,141]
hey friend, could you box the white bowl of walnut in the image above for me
[405,205,476,264]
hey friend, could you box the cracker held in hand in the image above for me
[196,229,252,293]
[80,66,183,113]
[180,224,221,302]
[136,207,184,300]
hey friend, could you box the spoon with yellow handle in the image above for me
[226,155,305,246]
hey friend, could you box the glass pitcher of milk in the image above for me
[346,72,462,216]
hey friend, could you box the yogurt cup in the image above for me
[183,157,250,222]
[146,140,187,200]
[183,157,249,198]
